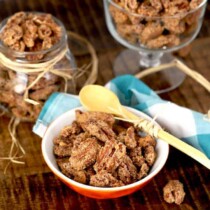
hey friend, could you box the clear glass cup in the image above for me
[0,12,76,121]
[103,0,207,93]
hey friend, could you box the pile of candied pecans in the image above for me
[163,180,186,205]
[109,0,203,48]
[54,110,157,187]
[0,11,62,57]
[0,12,68,121]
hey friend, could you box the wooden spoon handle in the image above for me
[158,130,210,169]
[120,106,210,169]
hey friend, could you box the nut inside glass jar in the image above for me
[0,12,76,121]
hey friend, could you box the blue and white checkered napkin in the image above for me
[33,74,210,158]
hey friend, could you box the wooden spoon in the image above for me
[79,84,210,169]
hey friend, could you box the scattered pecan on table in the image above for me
[163,180,186,205]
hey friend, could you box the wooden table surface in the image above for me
[0,0,210,210]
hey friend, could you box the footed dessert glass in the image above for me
[103,0,207,93]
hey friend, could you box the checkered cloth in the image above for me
[33,74,210,158]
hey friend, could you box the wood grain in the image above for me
[0,0,210,209]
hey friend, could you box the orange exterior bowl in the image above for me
[42,107,169,199]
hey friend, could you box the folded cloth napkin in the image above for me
[33,74,210,158]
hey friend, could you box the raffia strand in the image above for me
[135,59,210,118]
[0,31,99,172]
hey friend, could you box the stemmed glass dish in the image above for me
[103,0,207,93]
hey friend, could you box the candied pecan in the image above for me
[117,155,137,184]
[109,4,128,24]
[42,37,53,50]
[138,135,156,148]
[70,137,99,170]
[1,25,23,46]
[190,0,203,9]
[29,85,59,101]
[137,162,150,180]
[23,20,38,35]
[128,15,143,25]
[56,158,71,177]
[76,110,115,127]
[72,170,87,184]
[150,0,163,12]
[184,10,201,27]
[163,19,185,34]
[124,126,137,149]
[28,73,60,90]
[137,2,159,16]
[7,11,26,25]
[161,0,170,10]
[72,132,90,147]
[164,0,190,15]
[129,146,145,167]
[0,77,12,90]
[76,110,116,142]
[123,0,139,10]
[163,180,185,205]
[84,120,116,142]
[94,141,126,173]
[23,33,35,48]
[10,41,25,52]
[15,94,33,110]
[117,24,138,43]
[0,91,15,104]
[60,121,82,138]
[146,34,180,48]
[116,130,126,143]
[117,23,144,40]
[53,140,73,157]
[11,107,28,119]
[54,135,70,145]
[144,145,156,166]
[11,101,41,121]
[90,170,124,187]
[10,94,41,120]
[57,159,87,184]
[113,123,127,134]
[38,25,52,39]
[140,22,164,43]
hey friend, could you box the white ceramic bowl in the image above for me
[42,106,169,199]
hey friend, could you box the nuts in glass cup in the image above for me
[108,0,207,50]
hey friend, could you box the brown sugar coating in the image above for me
[54,110,157,187]
[110,0,204,49]
[163,180,186,205]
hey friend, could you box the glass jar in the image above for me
[0,12,76,121]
